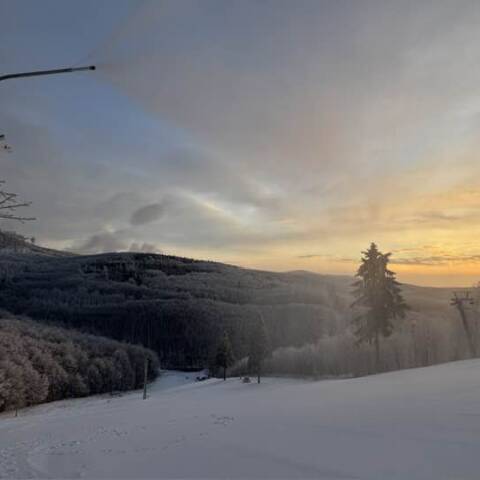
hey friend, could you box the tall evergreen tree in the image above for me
[215,332,235,380]
[351,243,409,371]
[248,315,269,383]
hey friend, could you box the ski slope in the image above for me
[1,362,480,479]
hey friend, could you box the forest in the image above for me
[0,249,476,381]
[0,252,342,368]
[0,313,159,413]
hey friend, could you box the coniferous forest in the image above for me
[0,248,475,384]
[0,252,339,368]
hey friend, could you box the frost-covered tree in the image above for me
[0,317,159,414]
[215,332,235,380]
[23,363,49,405]
[248,315,269,383]
[351,243,409,371]
[113,349,135,390]
[0,364,12,411]
[86,363,103,394]
[69,373,89,397]
[1,361,27,416]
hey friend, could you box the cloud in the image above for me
[129,242,162,253]
[297,249,480,268]
[96,192,143,222]
[74,231,162,254]
[391,255,480,267]
[130,202,166,226]
[77,231,129,253]
[5,1,480,285]
[298,253,356,263]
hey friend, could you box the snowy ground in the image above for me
[1,362,480,479]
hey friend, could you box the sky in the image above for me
[2,0,480,287]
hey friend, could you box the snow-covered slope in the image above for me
[2,362,480,479]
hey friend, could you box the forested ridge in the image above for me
[0,249,466,377]
[0,252,348,368]
[0,314,159,413]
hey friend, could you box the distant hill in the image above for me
[0,230,72,257]
[0,245,462,369]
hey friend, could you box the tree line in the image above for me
[0,252,337,369]
[2,242,476,391]
[0,315,159,415]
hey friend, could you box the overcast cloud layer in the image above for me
[2,0,480,286]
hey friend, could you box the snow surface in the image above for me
[2,361,480,479]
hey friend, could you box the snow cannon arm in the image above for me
[0,65,96,82]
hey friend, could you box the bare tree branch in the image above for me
[0,181,35,222]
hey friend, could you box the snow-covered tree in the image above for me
[0,317,159,414]
[351,243,409,371]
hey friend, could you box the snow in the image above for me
[2,361,480,479]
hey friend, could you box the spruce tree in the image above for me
[351,243,409,371]
[248,316,269,383]
[215,332,235,380]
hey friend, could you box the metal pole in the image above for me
[143,357,149,400]
[451,292,476,357]
[0,65,96,149]
[0,65,96,82]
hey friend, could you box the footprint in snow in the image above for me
[212,415,235,426]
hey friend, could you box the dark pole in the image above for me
[0,65,96,152]
[0,65,96,82]
[143,318,151,400]
[451,292,476,357]
[143,357,148,400]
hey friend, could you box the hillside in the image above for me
[0,249,464,369]
[0,230,72,257]
[2,361,480,478]
[0,315,159,413]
